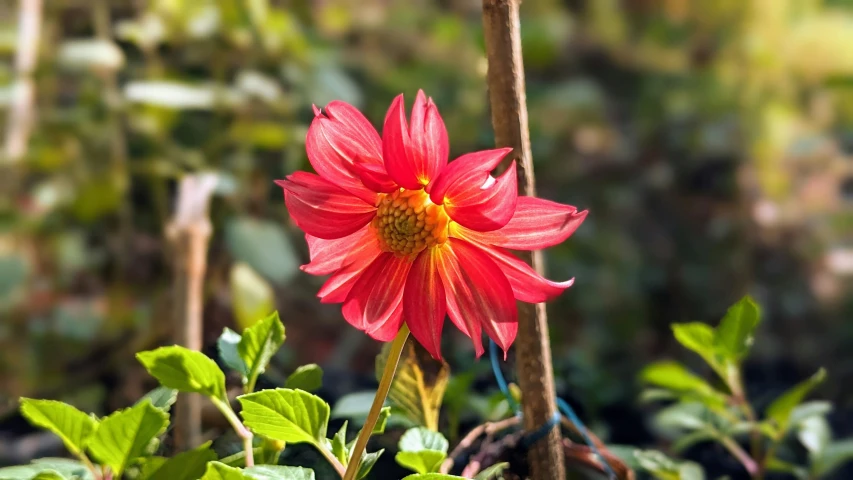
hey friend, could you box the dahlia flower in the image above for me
[276,91,586,360]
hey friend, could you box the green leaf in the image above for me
[789,401,832,426]
[402,474,466,480]
[229,262,276,332]
[634,449,706,480]
[0,459,92,480]
[814,439,853,477]
[136,345,226,399]
[87,400,169,477]
[671,323,721,370]
[766,458,808,480]
[640,362,727,408]
[474,462,510,480]
[218,328,248,375]
[285,364,323,393]
[238,388,329,446]
[244,466,316,480]
[715,296,760,360]
[141,441,217,480]
[356,449,384,480]
[399,428,449,453]
[19,399,98,457]
[239,311,286,391]
[331,392,376,420]
[372,406,391,435]
[376,338,449,431]
[201,462,254,480]
[226,218,299,286]
[798,416,831,457]
[766,368,827,434]
[31,471,66,480]
[330,421,348,464]
[137,387,178,413]
[395,451,446,474]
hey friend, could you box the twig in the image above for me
[3,0,42,164]
[720,436,759,477]
[481,1,566,479]
[211,397,255,467]
[440,416,521,474]
[167,174,218,451]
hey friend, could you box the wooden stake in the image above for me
[481,1,567,479]
[167,174,218,451]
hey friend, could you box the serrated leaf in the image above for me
[715,296,760,360]
[19,399,98,457]
[141,441,216,480]
[356,449,383,480]
[395,451,446,474]
[766,368,827,434]
[218,328,248,375]
[399,428,449,453]
[0,459,92,480]
[137,387,178,413]
[201,462,254,480]
[239,311,286,391]
[331,421,348,464]
[238,388,329,447]
[285,364,323,393]
[244,465,316,480]
[474,462,510,480]
[376,338,449,431]
[87,400,169,477]
[31,471,66,480]
[137,346,226,399]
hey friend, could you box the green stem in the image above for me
[212,397,255,467]
[76,453,101,480]
[342,325,410,480]
[721,436,758,477]
[317,443,347,478]
[727,364,762,474]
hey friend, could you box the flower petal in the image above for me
[436,239,517,356]
[351,157,398,193]
[382,92,449,190]
[477,245,575,302]
[443,161,518,232]
[302,226,376,275]
[307,101,384,202]
[277,172,377,240]
[404,249,447,360]
[452,196,588,250]
[342,252,413,339]
[427,148,512,203]
[314,231,382,303]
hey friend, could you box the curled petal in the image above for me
[404,249,447,360]
[453,196,588,250]
[443,161,518,232]
[351,158,398,193]
[383,92,449,190]
[314,232,382,303]
[342,252,413,340]
[436,239,517,356]
[477,245,575,303]
[277,172,376,239]
[307,101,384,202]
[427,148,512,203]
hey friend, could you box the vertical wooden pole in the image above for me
[481,1,567,479]
[167,174,218,451]
[3,0,41,164]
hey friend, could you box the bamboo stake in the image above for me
[481,1,567,478]
[3,0,42,164]
[167,173,218,451]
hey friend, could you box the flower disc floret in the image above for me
[373,189,449,256]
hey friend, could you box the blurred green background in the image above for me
[0,0,851,477]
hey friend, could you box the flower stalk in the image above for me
[211,397,255,467]
[343,325,411,480]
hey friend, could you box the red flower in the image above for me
[276,91,586,360]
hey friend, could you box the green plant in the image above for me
[636,296,853,479]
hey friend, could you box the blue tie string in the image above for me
[488,340,617,479]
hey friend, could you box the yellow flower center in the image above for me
[372,189,449,256]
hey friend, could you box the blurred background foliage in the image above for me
[0,0,851,477]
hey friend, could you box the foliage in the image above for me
[637,296,851,479]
